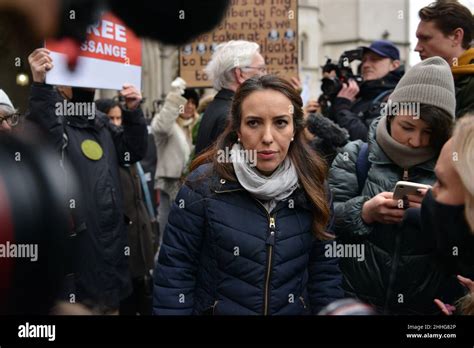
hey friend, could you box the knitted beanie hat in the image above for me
[0,89,14,109]
[389,56,455,119]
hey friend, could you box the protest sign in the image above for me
[45,13,141,90]
[180,0,298,88]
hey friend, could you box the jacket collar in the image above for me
[212,174,312,211]
[452,48,474,76]
[211,175,242,193]
[64,111,107,129]
[359,66,404,99]
[215,88,235,101]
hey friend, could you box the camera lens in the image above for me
[321,77,342,98]
[0,134,71,314]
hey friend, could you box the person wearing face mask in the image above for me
[150,78,200,253]
[26,48,148,314]
[419,115,474,315]
[330,40,404,142]
[329,57,455,314]
[152,75,343,315]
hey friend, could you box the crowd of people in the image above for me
[0,0,473,316]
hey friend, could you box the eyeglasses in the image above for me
[241,66,267,74]
[0,112,20,127]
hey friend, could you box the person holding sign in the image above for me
[195,40,267,155]
[26,48,148,315]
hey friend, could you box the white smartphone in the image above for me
[393,181,432,200]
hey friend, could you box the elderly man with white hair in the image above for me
[194,40,266,155]
[0,89,19,132]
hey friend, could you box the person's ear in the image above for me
[451,28,464,47]
[234,68,246,85]
[390,60,401,71]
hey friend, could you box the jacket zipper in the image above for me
[299,296,307,310]
[384,169,408,313]
[251,197,277,316]
[402,169,409,181]
[215,187,278,315]
[211,300,219,315]
[383,230,402,314]
[264,215,276,316]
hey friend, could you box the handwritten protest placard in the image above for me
[180,0,298,88]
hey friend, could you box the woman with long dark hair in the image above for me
[152,75,343,315]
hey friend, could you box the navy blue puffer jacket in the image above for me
[153,163,343,315]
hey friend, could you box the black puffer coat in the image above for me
[27,83,148,308]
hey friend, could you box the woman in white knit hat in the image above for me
[0,89,19,132]
[329,56,457,314]
[150,77,200,252]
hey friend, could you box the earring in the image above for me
[291,137,294,142]
[237,138,241,143]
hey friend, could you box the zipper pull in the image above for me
[299,296,307,309]
[269,217,276,229]
[266,217,276,246]
[403,169,409,181]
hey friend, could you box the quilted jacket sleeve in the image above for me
[328,140,374,240]
[152,172,206,315]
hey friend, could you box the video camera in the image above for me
[318,48,364,115]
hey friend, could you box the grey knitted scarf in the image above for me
[376,116,436,169]
[231,143,298,202]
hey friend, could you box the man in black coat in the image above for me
[194,40,267,155]
[27,48,148,314]
[330,40,403,142]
